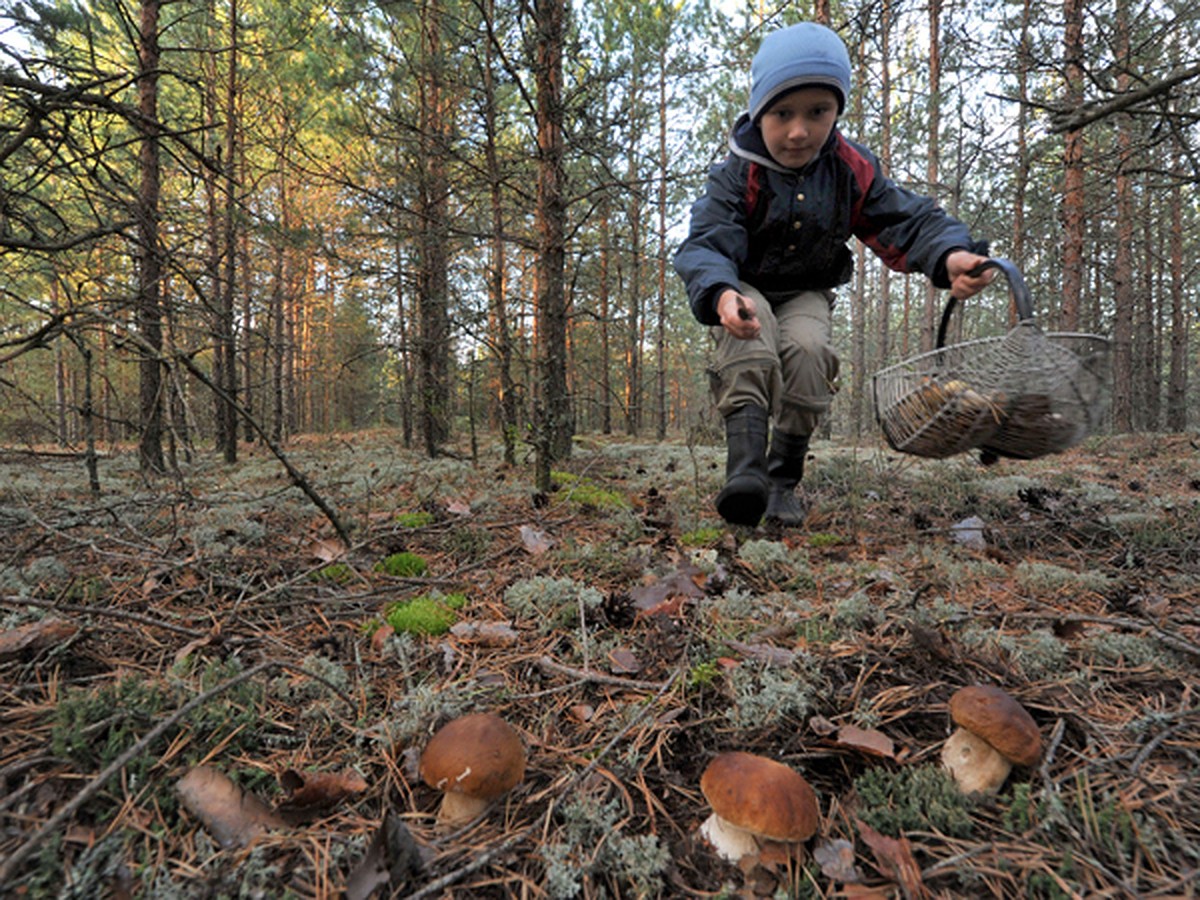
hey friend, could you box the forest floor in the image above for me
[1,428,1198,899]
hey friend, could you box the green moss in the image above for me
[394,511,435,528]
[311,562,355,584]
[384,592,467,635]
[550,471,630,511]
[680,526,723,547]
[687,660,722,689]
[853,764,974,838]
[807,531,843,548]
[375,551,428,577]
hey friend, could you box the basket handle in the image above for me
[936,257,1034,349]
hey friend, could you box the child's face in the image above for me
[759,87,839,169]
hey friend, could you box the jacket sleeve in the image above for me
[672,159,748,326]
[847,144,985,288]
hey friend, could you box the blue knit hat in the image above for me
[749,22,852,120]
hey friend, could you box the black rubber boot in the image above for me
[715,406,770,527]
[764,431,810,526]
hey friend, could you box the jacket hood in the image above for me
[728,112,839,173]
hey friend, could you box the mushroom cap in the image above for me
[700,751,818,843]
[949,685,1042,767]
[419,713,526,800]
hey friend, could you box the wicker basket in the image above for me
[873,259,1110,461]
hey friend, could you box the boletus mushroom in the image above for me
[698,751,819,864]
[941,685,1042,795]
[419,712,526,828]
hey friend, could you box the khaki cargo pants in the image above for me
[708,283,840,437]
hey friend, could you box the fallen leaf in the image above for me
[176,766,286,848]
[173,631,222,668]
[449,620,519,646]
[344,809,425,900]
[855,818,929,898]
[628,566,704,610]
[371,624,395,653]
[813,837,862,883]
[808,715,838,737]
[519,524,553,555]
[726,639,796,667]
[633,594,688,618]
[308,538,347,562]
[836,724,896,759]
[608,646,642,674]
[275,769,368,824]
[0,618,78,661]
[569,703,595,722]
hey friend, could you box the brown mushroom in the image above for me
[941,685,1042,795]
[418,713,526,828]
[698,751,819,864]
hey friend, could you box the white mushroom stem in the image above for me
[941,727,1013,795]
[436,791,491,828]
[699,812,760,864]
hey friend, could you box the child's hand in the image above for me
[946,250,996,299]
[717,288,761,339]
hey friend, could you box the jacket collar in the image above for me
[727,111,839,174]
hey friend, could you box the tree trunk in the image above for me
[874,0,893,373]
[136,0,165,474]
[1059,0,1085,332]
[216,0,240,462]
[482,0,517,464]
[534,0,572,473]
[1166,141,1187,432]
[1110,0,1134,433]
[655,39,668,440]
[1011,0,1032,327]
[417,0,452,456]
[922,0,943,352]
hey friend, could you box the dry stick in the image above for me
[536,654,674,692]
[403,667,682,900]
[0,660,282,886]
[0,595,211,640]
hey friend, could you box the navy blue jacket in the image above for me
[674,113,986,326]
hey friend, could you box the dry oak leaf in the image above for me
[519,524,553,555]
[175,766,287,848]
[855,818,929,899]
[275,769,369,824]
[812,837,863,883]
[835,724,896,759]
[0,617,78,661]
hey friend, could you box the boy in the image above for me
[674,21,994,527]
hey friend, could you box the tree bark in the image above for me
[136,0,165,474]
[1110,0,1134,433]
[534,0,572,472]
[1059,0,1085,333]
